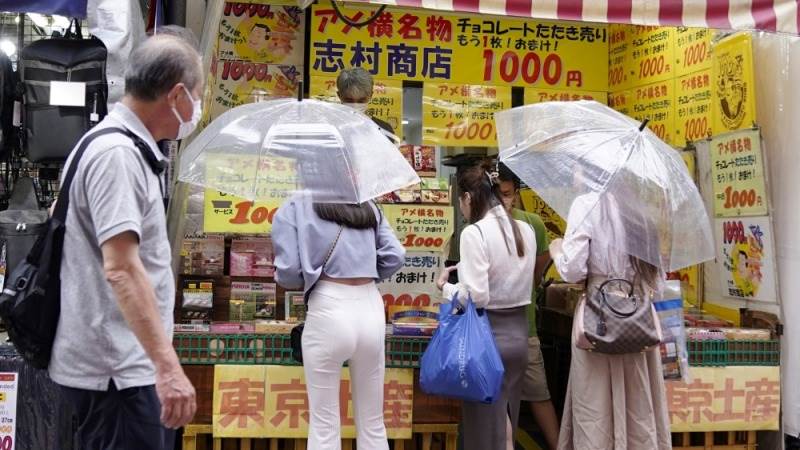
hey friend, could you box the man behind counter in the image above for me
[336,67,396,140]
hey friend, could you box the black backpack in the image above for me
[0,51,16,157]
[19,20,108,163]
[0,127,163,369]
[0,177,48,280]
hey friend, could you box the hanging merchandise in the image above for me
[0,178,48,285]
[0,52,17,157]
[19,20,109,162]
[1,1,88,18]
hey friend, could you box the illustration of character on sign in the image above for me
[716,53,747,130]
[237,18,297,62]
[723,226,764,297]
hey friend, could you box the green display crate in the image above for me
[687,339,780,367]
[173,333,431,368]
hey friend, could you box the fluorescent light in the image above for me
[0,41,16,58]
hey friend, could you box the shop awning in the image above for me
[1,0,88,18]
[351,0,800,35]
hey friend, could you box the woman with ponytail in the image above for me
[436,161,537,450]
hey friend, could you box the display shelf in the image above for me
[687,339,780,367]
[174,333,430,368]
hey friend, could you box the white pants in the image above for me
[302,281,389,450]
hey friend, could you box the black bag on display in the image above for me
[0,51,17,156]
[0,177,48,281]
[0,127,163,369]
[19,20,108,163]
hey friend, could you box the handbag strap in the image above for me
[321,226,344,272]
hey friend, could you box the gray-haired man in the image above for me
[50,34,202,449]
[337,67,396,137]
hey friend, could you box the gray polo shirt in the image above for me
[49,103,175,391]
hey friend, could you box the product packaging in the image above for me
[654,280,691,382]
[180,235,225,276]
[284,291,305,322]
[230,237,275,277]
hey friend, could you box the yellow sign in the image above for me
[674,27,714,76]
[422,83,511,147]
[310,76,404,141]
[627,26,676,86]
[210,63,300,121]
[383,204,454,252]
[608,24,633,90]
[710,129,768,217]
[675,70,712,146]
[520,189,565,282]
[310,1,609,91]
[203,155,296,234]
[523,88,607,105]
[608,89,634,117]
[666,366,780,432]
[673,151,700,305]
[217,2,305,66]
[712,33,757,135]
[631,79,676,145]
[213,365,414,438]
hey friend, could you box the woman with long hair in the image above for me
[550,191,671,450]
[272,197,405,450]
[437,161,537,450]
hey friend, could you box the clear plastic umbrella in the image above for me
[496,100,714,272]
[178,98,419,204]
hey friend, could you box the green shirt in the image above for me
[512,208,549,336]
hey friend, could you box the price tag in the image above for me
[0,373,17,450]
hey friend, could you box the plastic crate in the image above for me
[687,339,780,367]
[173,333,431,368]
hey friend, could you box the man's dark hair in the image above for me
[497,162,521,190]
[252,23,271,40]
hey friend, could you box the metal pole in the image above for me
[166,0,187,26]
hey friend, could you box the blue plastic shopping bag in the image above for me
[420,292,505,403]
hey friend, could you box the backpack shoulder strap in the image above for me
[51,127,141,222]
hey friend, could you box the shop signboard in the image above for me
[627,26,676,86]
[217,2,305,66]
[209,63,300,121]
[674,151,701,306]
[383,205,454,253]
[710,129,768,217]
[712,33,757,135]
[608,89,634,117]
[674,27,714,77]
[675,70,712,146]
[714,216,778,303]
[0,373,16,450]
[209,1,305,121]
[378,252,444,309]
[666,366,780,432]
[310,76,404,141]
[203,155,296,234]
[422,83,511,147]
[213,365,413,438]
[608,24,633,91]
[523,88,607,105]
[631,79,676,145]
[310,1,608,91]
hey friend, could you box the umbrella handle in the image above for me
[638,119,650,132]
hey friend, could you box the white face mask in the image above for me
[344,102,368,114]
[172,85,202,140]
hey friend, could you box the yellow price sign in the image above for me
[209,63,300,121]
[524,87,606,104]
[608,24,634,90]
[712,33,757,135]
[310,76,404,141]
[608,89,634,117]
[675,70,712,146]
[631,79,676,145]
[217,2,305,66]
[422,83,511,147]
[674,27,714,76]
[627,26,676,86]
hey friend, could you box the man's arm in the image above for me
[102,231,196,429]
[534,251,550,288]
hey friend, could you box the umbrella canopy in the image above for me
[496,100,714,272]
[178,98,419,204]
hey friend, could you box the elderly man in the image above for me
[337,67,396,138]
[49,34,202,449]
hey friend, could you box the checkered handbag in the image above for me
[574,278,663,354]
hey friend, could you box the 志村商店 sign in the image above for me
[310,1,608,92]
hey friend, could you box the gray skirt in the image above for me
[462,305,529,450]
